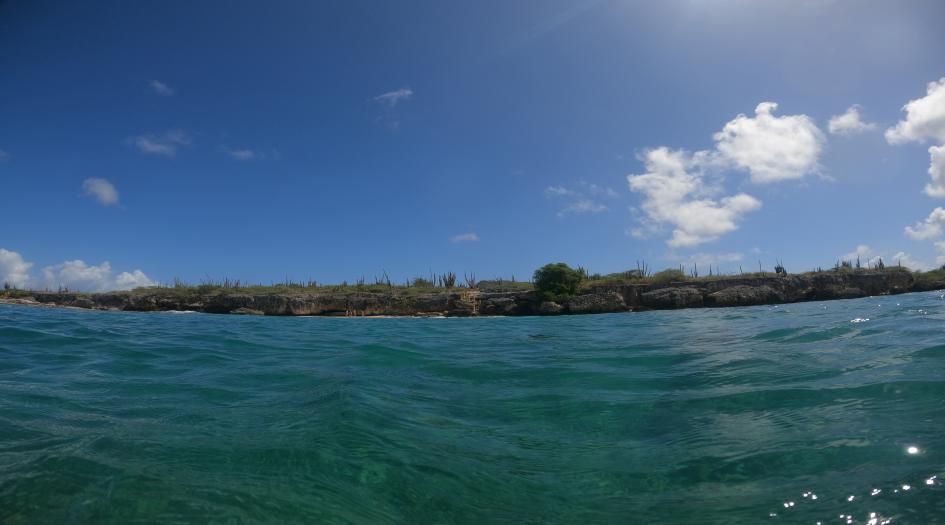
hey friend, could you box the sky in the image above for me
[2,0,945,291]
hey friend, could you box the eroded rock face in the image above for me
[708,285,783,307]
[640,287,703,309]
[538,301,564,315]
[566,292,627,314]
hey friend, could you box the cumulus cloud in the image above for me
[0,249,33,288]
[841,244,879,265]
[838,245,927,270]
[625,101,823,246]
[713,102,825,183]
[82,178,119,205]
[628,147,761,247]
[450,233,479,243]
[373,88,413,107]
[41,260,155,292]
[0,248,154,292]
[128,130,191,157]
[887,78,945,199]
[545,181,618,217]
[904,207,945,240]
[885,78,945,145]
[828,105,877,135]
[924,145,945,198]
[891,251,931,271]
[149,80,174,96]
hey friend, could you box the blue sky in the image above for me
[2,0,945,290]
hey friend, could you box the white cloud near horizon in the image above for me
[713,102,825,183]
[0,248,155,291]
[450,233,479,243]
[373,88,413,107]
[128,130,191,157]
[82,178,119,206]
[0,249,33,288]
[149,80,174,96]
[839,244,930,271]
[628,147,761,247]
[41,260,155,292]
[828,105,877,135]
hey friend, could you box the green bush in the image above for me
[649,268,686,284]
[533,263,584,302]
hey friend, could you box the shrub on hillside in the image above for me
[649,268,686,284]
[533,263,584,302]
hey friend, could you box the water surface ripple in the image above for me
[2,292,945,524]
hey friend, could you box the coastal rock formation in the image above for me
[3,270,928,317]
[566,292,627,314]
[538,301,564,315]
[640,287,704,309]
[707,285,783,307]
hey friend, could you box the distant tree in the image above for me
[533,263,584,302]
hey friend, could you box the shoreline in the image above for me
[2,269,938,317]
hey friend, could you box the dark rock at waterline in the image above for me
[640,287,703,309]
[538,301,564,315]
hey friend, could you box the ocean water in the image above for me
[1,293,945,525]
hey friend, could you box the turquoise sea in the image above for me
[1,292,945,524]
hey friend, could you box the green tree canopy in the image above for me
[533,263,584,302]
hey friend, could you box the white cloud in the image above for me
[41,260,155,292]
[373,88,413,107]
[886,79,945,200]
[924,145,945,198]
[0,249,33,288]
[149,80,174,96]
[838,245,926,270]
[450,233,479,243]
[713,102,825,183]
[904,207,945,240]
[628,147,761,247]
[128,130,191,157]
[82,178,119,206]
[0,248,155,292]
[223,147,260,161]
[828,105,877,135]
[114,269,156,289]
[841,244,876,264]
[885,77,945,145]
[546,181,618,217]
[0,149,9,161]
[891,251,931,271]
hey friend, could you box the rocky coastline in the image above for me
[2,270,937,317]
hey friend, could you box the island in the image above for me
[3,262,944,317]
